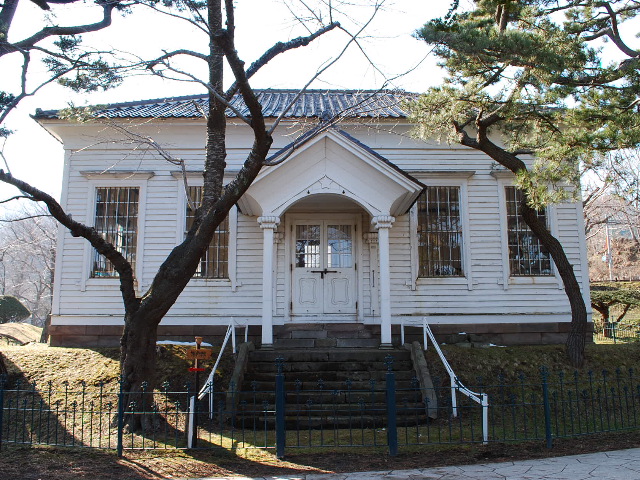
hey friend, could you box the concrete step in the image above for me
[236,391,405,405]
[273,338,381,349]
[249,348,408,363]
[240,378,419,392]
[243,369,417,383]
[274,324,377,340]
[236,346,423,426]
[247,360,413,374]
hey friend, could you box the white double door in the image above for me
[291,216,358,315]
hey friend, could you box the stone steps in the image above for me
[243,371,417,386]
[250,348,398,363]
[248,360,412,374]
[231,389,421,405]
[272,324,382,349]
[235,347,425,424]
[273,337,381,349]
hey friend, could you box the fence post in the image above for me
[385,355,398,456]
[187,395,196,449]
[541,367,553,449]
[275,357,286,459]
[117,376,125,457]
[0,375,5,452]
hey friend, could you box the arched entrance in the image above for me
[239,128,424,348]
[285,195,366,319]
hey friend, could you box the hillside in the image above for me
[0,342,235,391]
[1,342,639,392]
[0,323,43,345]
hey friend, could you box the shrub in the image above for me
[0,295,31,323]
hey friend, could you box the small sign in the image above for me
[186,348,213,360]
[188,367,206,372]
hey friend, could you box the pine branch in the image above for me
[0,1,119,57]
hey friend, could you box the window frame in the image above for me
[80,172,152,292]
[410,173,473,290]
[495,176,562,289]
[175,175,238,289]
[91,186,140,278]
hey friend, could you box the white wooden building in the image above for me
[35,90,592,348]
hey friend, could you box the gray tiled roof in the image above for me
[34,89,413,120]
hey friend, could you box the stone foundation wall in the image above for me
[48,321,592,348]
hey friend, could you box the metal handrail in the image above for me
[422,317,489,444]
[198,324,233,401]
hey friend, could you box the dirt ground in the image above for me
[1,431,639,480]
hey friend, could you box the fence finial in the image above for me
[275,356,285,374]
[384,354,394,372]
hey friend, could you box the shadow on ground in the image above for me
[2,430,640,480]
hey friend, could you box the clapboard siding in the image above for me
[52,119,589,328]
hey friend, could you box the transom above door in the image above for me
[291,217,357,315]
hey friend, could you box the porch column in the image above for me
[373,215,395,348]
[258,216,280,348]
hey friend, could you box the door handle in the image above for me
[310,268,339,279]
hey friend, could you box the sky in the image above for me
[0,0,450,204]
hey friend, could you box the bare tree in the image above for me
[0,0,388,412]
[0,203,56,327]
[584,149,640,281]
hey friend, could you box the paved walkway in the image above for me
[187,448,640,480]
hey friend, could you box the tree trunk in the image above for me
[40,314,50,343]
[119,312,159,431]
[521,202,587,367]
[465,129,589,367]
[0,351,7,377]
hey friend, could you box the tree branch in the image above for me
[0,195,30,204]
[224,21,340,100]
[599,1,640,58]
[0,170,140,312]
[268,1,385,134]
[0,214,51,222]
[0,1,119,57]
[146,49,209,68]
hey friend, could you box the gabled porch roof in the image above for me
[237,127,425,217]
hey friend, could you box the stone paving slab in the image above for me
[184,448,640,480]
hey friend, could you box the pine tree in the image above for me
[410,0,640,366]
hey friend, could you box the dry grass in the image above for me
[426,343,640,387]
[0,342,235,391]
[0,323,42,345]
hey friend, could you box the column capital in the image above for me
[364,232,378,244]
[258,216,280,229]
[372,215,395,230]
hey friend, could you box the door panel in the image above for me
[293,224,323,314]
[297,278,319,307]
[292,219,357,315]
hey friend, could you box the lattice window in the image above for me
[186,186,229,279]
[505,186,552,276]
[295,224,321,268]
[417,186,463,277]
[91,187,139,277]
[327,225,352,268]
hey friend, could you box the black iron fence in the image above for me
[2,362,640,457]
[593,322,640,344]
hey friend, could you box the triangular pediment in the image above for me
[237,128,424,217]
